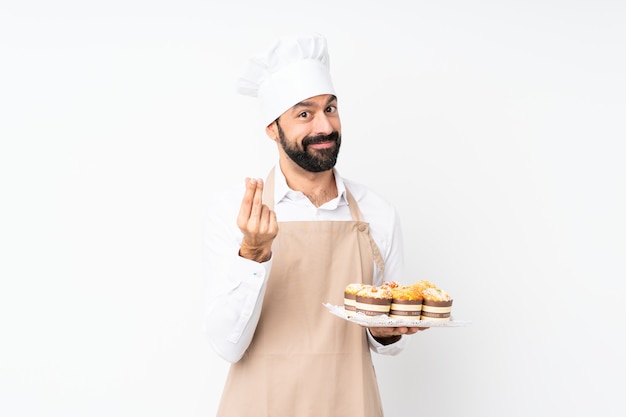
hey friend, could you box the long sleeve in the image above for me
[367,330,408,355]
[203,169,410,362]
[362,201,408,355]
[202,188,271,363]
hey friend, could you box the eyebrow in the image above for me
[292,95,337,110]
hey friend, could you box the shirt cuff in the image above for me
[367,329,408,355]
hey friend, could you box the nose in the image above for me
[312,112,334,136]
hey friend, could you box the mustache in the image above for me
[302,131,340,147]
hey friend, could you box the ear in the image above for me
[265,121,278,141]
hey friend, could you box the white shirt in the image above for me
[203,165,408,363]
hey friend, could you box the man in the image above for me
[204,32,426,417]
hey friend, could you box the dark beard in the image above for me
[276,121,341,173]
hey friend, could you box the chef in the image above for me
[203,32,426,417]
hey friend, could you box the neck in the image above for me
[279,160,338,207]
[303,187,338,207]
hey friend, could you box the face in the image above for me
[271,94,342,173]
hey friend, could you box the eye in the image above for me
[298,111,310,118]
[325,105,337,113]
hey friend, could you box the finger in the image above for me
[250,178,264,220]
[268,209,278,236]
[258,205,278,234]
[406,327,428,333]
[372,327,398,338]
[258,205,271,233]
[237,178,257,222]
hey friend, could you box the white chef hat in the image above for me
[237,32,336,127]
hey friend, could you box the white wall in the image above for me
[1,1,624,416]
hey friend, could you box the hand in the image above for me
[237,178,278,263]
[368,326,428,344]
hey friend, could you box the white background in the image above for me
[1,1,625,416]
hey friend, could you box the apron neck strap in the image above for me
[264,166,362,222]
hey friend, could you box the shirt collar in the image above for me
[273,163,349,208]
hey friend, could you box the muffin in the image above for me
[344,283,367,318]
[389,284,423,321]
[420,287,453,321]
[411,280,437,294]
[355,285,392,316]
